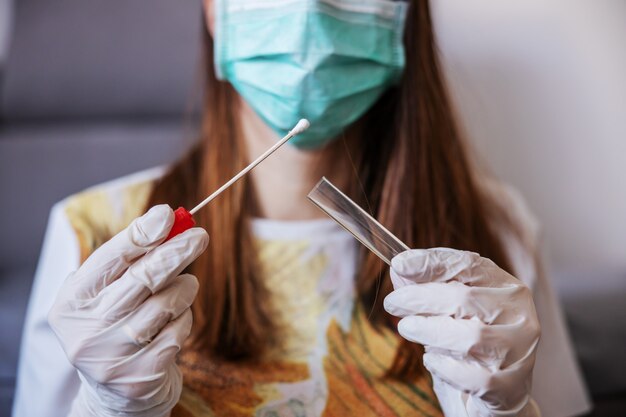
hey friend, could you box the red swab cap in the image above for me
[165,207,196,241]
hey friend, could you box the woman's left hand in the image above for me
[384,248,541,417]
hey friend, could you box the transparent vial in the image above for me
[307,177,410,265]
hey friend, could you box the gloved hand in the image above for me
[48,204,209,417]
[384,248,541,417]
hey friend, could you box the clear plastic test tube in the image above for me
[307,177,410,265]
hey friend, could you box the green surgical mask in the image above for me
[215,0,408,149]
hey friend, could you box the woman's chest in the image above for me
[173,231,442,416]
[174,306,442,417]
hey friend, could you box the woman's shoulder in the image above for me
[481,177,541,246]
[480,177,542,287]
[61,166,167,262]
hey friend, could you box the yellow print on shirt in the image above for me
[174,239,442,416]
[62,178,442,416]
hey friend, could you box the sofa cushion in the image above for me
[0,265,35,416]
[1,0,202,121]
[553,267,626,395]
[0,121,196,269]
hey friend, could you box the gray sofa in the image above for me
[1,1,624,416]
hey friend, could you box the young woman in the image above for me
[14,0,590,416]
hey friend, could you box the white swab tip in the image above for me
[291,119,310,135]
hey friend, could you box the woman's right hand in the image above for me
[48,204,209,417]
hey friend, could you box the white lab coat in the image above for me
[12,169,592,417]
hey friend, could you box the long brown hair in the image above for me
[148,0,512,379]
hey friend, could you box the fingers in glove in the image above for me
[121,274,199,347]
[427,376,468,417]
[397,314,539,367]
[398,315,481,356]
[384,281,525,324]
[423,352,534,412]
[93,227,208,319]
[391,248,519,287]
[139,308,193,372]
[69,205,175,299]
[105,310,192,402]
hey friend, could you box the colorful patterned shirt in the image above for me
[12,167,591,417]
[60,169,443,416]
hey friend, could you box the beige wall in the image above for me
[433,0,626,271]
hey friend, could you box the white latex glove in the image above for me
[384,248,541,417]
[48,204,209,417]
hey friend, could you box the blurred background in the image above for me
[0,0,624,415]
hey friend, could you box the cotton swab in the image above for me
[165,119,310,240]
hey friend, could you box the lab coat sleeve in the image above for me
[530,258,592,417]
[494,183,592,417]
[12,201,82,417]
